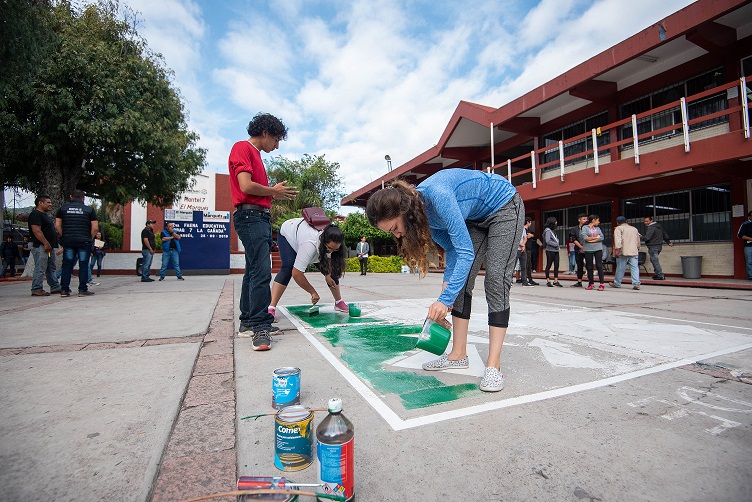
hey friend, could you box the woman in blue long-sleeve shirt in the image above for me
[366,169,525,392]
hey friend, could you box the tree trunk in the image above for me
[37,158,83,211]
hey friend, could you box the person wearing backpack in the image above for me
[267,219,349,323]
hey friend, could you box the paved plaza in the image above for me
[1,272,751,501]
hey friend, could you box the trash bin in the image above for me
[680,256,702,279]
[136,257,143,276]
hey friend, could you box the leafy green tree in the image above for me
[0,0,205,208]
[340,211,391,247]
[265,154,344,230]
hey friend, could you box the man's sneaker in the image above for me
[50,289,62,295]
[529,280,539,286]
[177,277,185,280]
[422,354,469,371]
[31,290,50,296]
[158,277,164,281]
[609,282,619,288]
[60,290,71,297]
[334,300,348,312]
[633,285,641,290]
[78,290,95,296]
[251,329,272,351]
[268,307,278,323]
[570,282,582,288]
[239,325,280,337]
[88,281,100,286]
[141,278,154,282]
[553,281,563,287]
[546,282,554,287]
[480,366,504,392]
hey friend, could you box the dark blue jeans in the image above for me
[141,249,154,279]
[234,209,274,330]
[61,243,92,292]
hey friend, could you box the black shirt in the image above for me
[28,209,58,248]
[55,200,97,246]
[141,227,155,250]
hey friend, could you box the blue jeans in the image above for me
[744,246,752,279]
[160,249,182,279]
[89,253,104,278]
[647,245,663,278]
[31,245,60,292]
[61,244,91,292]
[568,251,576,272]
[141,249,154,279]
[614,255,640,287]
[234,208,274,330]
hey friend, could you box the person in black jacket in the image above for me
[55,189,98,296]
[1,234,22,278]
[642,216,673,280]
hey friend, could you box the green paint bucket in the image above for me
[415,319,451,355]
[348,303,361,317]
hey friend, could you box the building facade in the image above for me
[343,0,752,279]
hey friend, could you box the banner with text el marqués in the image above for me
[164,209,230,275]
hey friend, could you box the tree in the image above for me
[0,0,205,208]
[265,154,345,231]
[340,211,391,247]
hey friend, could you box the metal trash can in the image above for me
[680,256,702,279]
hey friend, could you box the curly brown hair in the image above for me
[365,180,435,276]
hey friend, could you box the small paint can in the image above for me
[236,476,299,501]
[273,367,301,410]
[415,319,451,355]
[274,405,313,471]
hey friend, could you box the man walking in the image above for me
[738,210,752,280]
[229,112,297,350]
[643,215,672,280]
[609,216,641,290]
[29,195,61,296]
[55,189,98,297]
[141,220,156,282]
[356,236,369,275]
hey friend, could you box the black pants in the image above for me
[358,256,368,274]
[545,250,559,280]
[1,258,17,278]
[576,251,586,281]
[585,250,604,285]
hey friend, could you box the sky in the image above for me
[5,0,697,212]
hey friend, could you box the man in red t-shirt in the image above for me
[229,112,297,350]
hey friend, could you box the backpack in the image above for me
[301,207,331,231]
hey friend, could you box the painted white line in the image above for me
[279,306,406,431]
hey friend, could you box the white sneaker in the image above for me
[88,281,100,286]
[480,367,504,392]
[422,354,469,371]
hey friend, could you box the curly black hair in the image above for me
[246,112,288,140]
[317,225,346,280]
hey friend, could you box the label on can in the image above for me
[273,367,301,410]
[317,437,354,500]
[275,406,313,471]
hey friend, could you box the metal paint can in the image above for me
[236,476,299,501]
[272,367,301,410]
[274,405,313,471]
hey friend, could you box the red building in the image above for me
[343,0,752,279]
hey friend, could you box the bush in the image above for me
[100,222,123,250]
[345,255,404,273]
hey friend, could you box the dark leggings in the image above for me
[545,250,559,280]
[584,250,604,286]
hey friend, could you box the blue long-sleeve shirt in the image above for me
[415,168,517,307]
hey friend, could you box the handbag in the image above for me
[301,207,331,231]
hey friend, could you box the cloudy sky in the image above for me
[5,0,698,210]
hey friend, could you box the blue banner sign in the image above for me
[164,209,230,274]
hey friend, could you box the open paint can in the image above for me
[415,319,451,355]
[348,303,361,317]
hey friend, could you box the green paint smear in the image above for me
[286,305,379,328]
[309,322,479,410]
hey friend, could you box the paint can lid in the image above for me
[328,397,342,413]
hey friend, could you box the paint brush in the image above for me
[307,305,319,316]
[240,407,328,421]
[179,488,346,501]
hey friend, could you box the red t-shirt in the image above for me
[228,140,272,208]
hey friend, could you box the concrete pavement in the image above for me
[1,272,751,501]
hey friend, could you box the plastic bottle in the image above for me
[316,397,354,501]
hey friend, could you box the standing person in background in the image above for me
[56,189,98,297]
[229,112,298,350]
[567,233,577,274]
[1,235,21,278]
[517,217,533,286]
[20,236,30,265]
[609,216,641,290]
[89,231,107,281]
[581,215,605,291]
[356,236,370,276]
[738,210,752,280]
[570,213,589,287]
[140,220,156,283]
[524,229,539,285]
[643,215,672,280]
[29,195,61,296]
[367,169,524,392]
[542,217,562,287]
[159,222,184,281]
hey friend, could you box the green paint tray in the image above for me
[416,319,451,355]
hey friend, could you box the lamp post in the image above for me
[385,155,392,172]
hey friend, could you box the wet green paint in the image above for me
[288,308,479,409]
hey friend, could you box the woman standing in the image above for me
[89,231,107,280]
[366,169,524,392]
[542,217,562,287]
[581,215,605,290]
[268,221,348,322]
